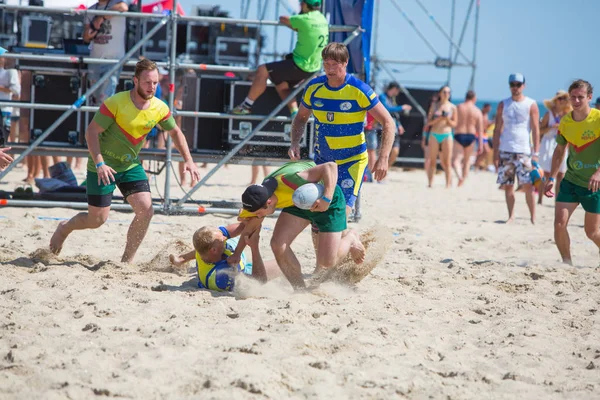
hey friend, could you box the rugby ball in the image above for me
[292,183,325,210]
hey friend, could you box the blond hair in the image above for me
[321,42,349,64]
[192,226,218,255]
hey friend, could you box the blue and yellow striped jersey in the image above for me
[302,74,379,161]
[195,226,247,292]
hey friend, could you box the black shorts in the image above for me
[265,58,314,87]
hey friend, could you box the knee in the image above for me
[554,218,568,232]
[584,225,599,240]
[89,212,108,229]
[136,203,154,220]
[256,65,269,78]
[270,236,288,256]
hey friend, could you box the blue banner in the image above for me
[325,0,374,82]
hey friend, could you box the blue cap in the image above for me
[0,47,7,56]
[509,73,525,84]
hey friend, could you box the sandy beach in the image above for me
[1,163,599,399]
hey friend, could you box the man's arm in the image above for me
[228,217,264,265]
[245,229,268,283]
[224,222,245,238]
[166,125,201,184]
[279,16,294,30]
[169,249,195,267]
[530,102,541,156]
[86,120,116,186]
[492,102,504,155]
[103,1,129,20]
[297,161,338,201]
[0,147,13,170]
[544,142,568,197]
[379,95,404,113]
[288,103,311,160]
[368,102,395,181]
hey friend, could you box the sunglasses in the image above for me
[557,97,568,101]
[510,82,523,88]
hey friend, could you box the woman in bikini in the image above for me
[424,86,458,188]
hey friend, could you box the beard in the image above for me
[137,86,154,100]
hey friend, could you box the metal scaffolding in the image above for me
[371,0,480,92]
[0,1,359,215]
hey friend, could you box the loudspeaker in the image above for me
[180,74,230,151]
[30,74,82,145]
[228,81,309,147]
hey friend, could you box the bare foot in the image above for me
[505,217,514,224]
[169,254,186,267]
[562,258,573,266]
[348,230,366,264]
[49,221,69,255]
[458,178,465,187]
[531,218,535,225]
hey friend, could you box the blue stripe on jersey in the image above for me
[315,143,368,160]
[315,121,364,136]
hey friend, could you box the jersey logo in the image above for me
[341,178,354,189]
[581,130,595,141]
[340,101,352,111]
[327,112,334,122]
[314,100,324,108]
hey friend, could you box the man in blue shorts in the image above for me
[288,42,396,215]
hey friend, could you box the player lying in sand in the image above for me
[229,160,366,290]
[169,222,281,291]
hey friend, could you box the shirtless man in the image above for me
[453,90,483,186]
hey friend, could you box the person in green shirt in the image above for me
[544,79,600,265]
[232,0,328,119]
[49,59,200,263]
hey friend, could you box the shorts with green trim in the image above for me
[556,178,600,214]
[281,186,347,233]
[86,164,150,207]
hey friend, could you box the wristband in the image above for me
[548,177,555,182]
[321,196,332,204]
[95,161,105,169]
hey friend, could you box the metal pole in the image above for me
[0,4,356,31]
[412,0,471,64]
[379,62,427,118]
[0,199,280,216]
[376,58,472,67]
[0,18,169,182]
[0,102,311,123]
[469,0,480,91]
[163,1,178,213]
[273,0,280,62]
[371,0,380,87]
[447,0,455,85]
[387,0,440,57]
[451,0,475,66]
[175,27,363,208]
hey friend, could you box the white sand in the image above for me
[1,163,599,399]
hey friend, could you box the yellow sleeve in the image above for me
[238,208,258,219]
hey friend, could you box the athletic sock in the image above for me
[241,97,254,110]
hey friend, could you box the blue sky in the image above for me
[177,0,600,102]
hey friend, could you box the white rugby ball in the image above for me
[292,183,325,210]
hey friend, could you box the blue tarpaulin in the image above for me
[325,0,374,82]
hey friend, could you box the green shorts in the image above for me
[282,186,347,233]
[556,178,600,214]
[86,164,150,207]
